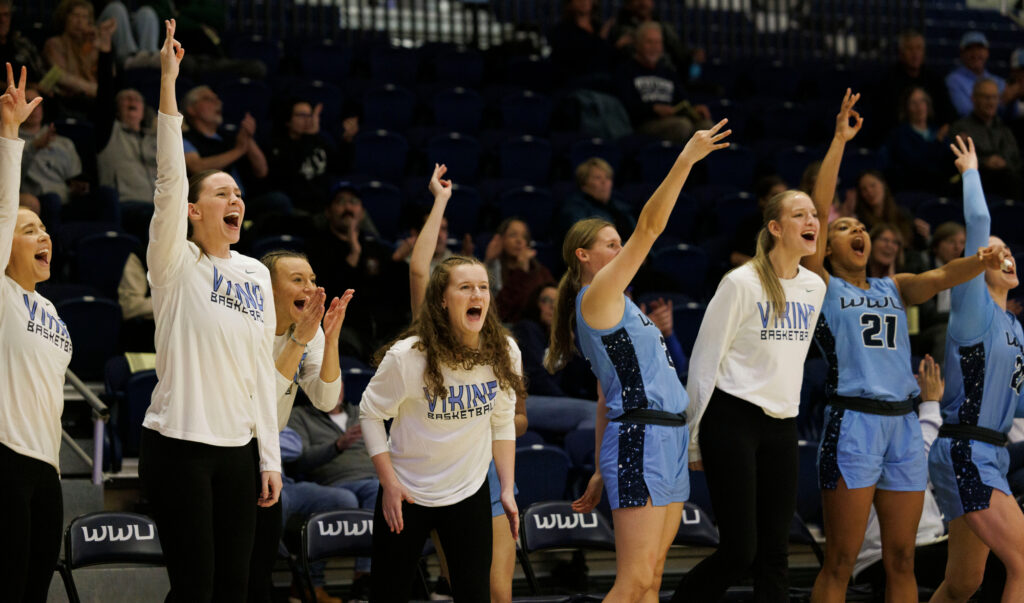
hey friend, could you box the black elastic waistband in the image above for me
[938,424,1008,447]
[611,409,687,427]
[829,396,917,416]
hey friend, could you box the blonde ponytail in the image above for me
[746,190,803,320]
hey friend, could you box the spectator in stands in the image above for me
[885,86,956,194]
[392,207,475,272]
[94,1,160,66]
[117,250,156,352]
[0,63,72,603]
[549,0,616,90]
[866,223,905,278]
[0,0,46,81]
[18,84,85,203]
[43,0,115,101]
[945,31,1008,117]
[18,191,39,214]
[729,175,787,267]
[182,85,292,217]
[483,217,554,323]
[872,30,956,138]
[269,100,340,214]
[854,170,927,251]
[616,22,711,144]
[915,222,965,361]
[97,87,156,202]
[557,157,636,243]
[1008,48,1024,146]
[605,0,703,79]
[306,183,405,358]
[950,79,1024,200]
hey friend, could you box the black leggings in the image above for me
[370,480,492,602]
[248,501,283,603]
[672,389,799,603]
[139,428,259,603]
[0,443,63,603]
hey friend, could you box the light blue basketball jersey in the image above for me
[815,276,919,402]
[575,286,688,418]
[941,298,1024,432]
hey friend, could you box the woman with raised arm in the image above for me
[359,163,524,601]
[247,250,353,603]
[671,122,823,600]
[926,136,1024,603]
[801,92,1003,603]
[406,164,528,603]
[546,121,730,602]
[0,63,70,603]
[137,21,281,602]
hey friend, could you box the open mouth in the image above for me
[34,248,50,266]
[293,298,306,311]
[1002,258,1016,274]
[466,306,483,321]
[801,231,816,243]
[224,212,241,229]
[851,237,865,255]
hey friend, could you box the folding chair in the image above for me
[518,501,616,594]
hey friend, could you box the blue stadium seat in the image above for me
[250,234,306,259]
[715,192,759,238]
[915,197,964,229]
[121,369,158,457]
[674,503,720,548]
[672,301,707,355]
[761,102,810,142]
[74,231,140,299]
[444,184,482,239]
[991,202,1024,246]
[893,190,937,212]
[56,296,122,380]
[229,36,282,75]
[427,133,481,183]
[518,501,615,594]
[619,182,658,214]
[563,428,595,474]
[500,91,553,135]
[498,186,554,242]
[55,118,96,157]
[634,141,684,183]
[664,192,699,242]
[301,509,376,597]
[214,78,271,124]
[370,46,421,85]
[58,511,165,603]
[651,244,709,299]
[343,367,374,405]
[504,55,555,91]
[352,130,409,183]
[517,430,545,447]
[838,147,882,187]
[775,145,819,190]
[433,87,484,133]
[362,83,416,131]
[515,445,572,510]
[356,181,403,241]
[499,136,552,185]
[569,138,623,174]
[299,40,352,83]
[434,47,484,87]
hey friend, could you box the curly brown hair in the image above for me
[376,255,527,402]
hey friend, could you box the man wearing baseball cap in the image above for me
[945,31,1007,116]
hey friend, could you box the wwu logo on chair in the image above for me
[82,524,156,542]
[533,513,599,529]
[318,519,373,537]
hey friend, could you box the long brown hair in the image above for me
[545,217,613,374]
[376,255,526,402]
[748,190,801,319]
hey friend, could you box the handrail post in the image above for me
[92,418,105,485]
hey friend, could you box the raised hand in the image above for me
[0,63,43,137]
[322,288,354,343]
[834,88,864,142]
[292,287,327,345]
[96,18,117,53]
[160,19,184,81]
[950,135,978,174]
[680,119,731,164]
[428,163,453,202]
[915,355,944,403]
[976,244,1010,273]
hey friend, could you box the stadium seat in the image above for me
[56,296,122,381]
[55,118,96,157]
[761,102,810,142]
[362,83,416,131]
[434,47,484,87]
[651,244,709,299]
[356,181,403,241]
[229,36,282,75]
[515,445,572,510]
[498,186,555,242]
[838,147,883,187]
[433,87,485,133]
[352,130,409,183]
[500,91,553,135]
[775,145,819,191]
[635,140,684,184]
[499,137,553,185]
[427,133,481,182]
[672,301,707,355]
[518,501,615,594]
[299,40,352,83]
[214,78,272,124]
[915,198,964,229]
[517,430,545,447]
[991,201,1024,245]
[343,367,374,405]
[74,231,141,299]
[121,370,158,457]
[370,46,421,85]
[505,55,555,91]
[705,144,756,191]
[674,503,720,548]
[58,511,166,603]
[568,138,623,174]
[443,184,482,239]
[715,192,759,238]
[250,234,306,259]
[563,428,595,475]
[301,509,375,597]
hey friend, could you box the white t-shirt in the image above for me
[686,263,826,461]
[0,137,72,471]
[142,112,280,473]
[273,326,342,430]
[359,335,519,507]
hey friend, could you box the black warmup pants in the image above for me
[370,480,492,602]
[0,443,63,603]
[248,501,283,603]
[672,389,799,603]
[139,428,259,603]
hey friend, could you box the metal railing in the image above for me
[64,369,109,485]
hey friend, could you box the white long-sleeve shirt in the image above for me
[142,112,280,472]
[360,335,519,507]
[273,326,342,430]
[686,263,825,461]
[0,136,72,471]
